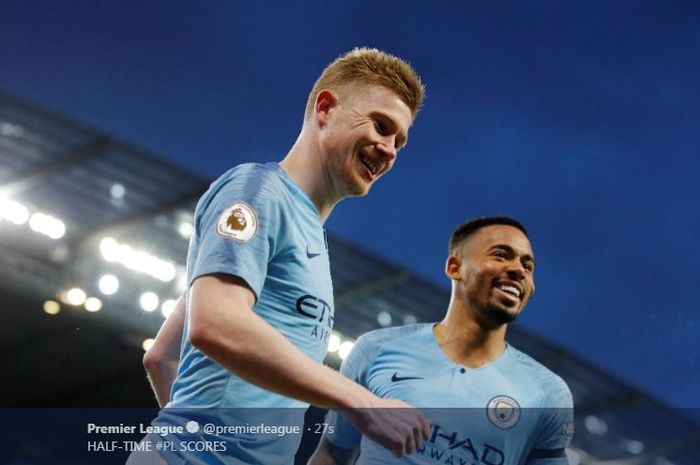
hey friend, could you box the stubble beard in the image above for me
[483,303,520,328]
[338,152,371,198]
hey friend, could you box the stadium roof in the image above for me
[1,89,698,465]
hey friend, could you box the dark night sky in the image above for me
[1,1,698,409]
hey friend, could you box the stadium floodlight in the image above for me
[175,268,188,293]
[338,341,355,360]
[84,297,103,312]
[29,213,44,233]
[29,212,66,239]
[29,212,48,236]
[142,338,155,352]
[99,237,120,262]
[327,333,341,353]
[621,439,644,455]
[178,221,194,239]
[161,299,177,318]
[0,198,29,225]
[140,292,159,312]
[124,249,148,271]
[46,215,65,239]
[43,300,61,315]
[98,237,178,282]
[98,274,119,295]
[65,288,87,306]
[0,121,24,137]
[152,260,176,282]
[584,415,608,436]
[110,183,126,199]
[377,310,392,327]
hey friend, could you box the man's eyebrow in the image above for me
[490,244,535,264]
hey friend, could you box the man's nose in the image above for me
[376,141,397,160]
[506,262,526,279]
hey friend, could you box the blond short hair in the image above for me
[304,47,424,120]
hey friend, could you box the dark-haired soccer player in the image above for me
[309,217,574,465]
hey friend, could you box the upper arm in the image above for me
[190,169,284,301]
[188,274,256,346]
[187,170,286,347]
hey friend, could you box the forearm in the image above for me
[192,304,374,409]
[143,295,186,407]
[189,276,431,458]
[145,359,179,408]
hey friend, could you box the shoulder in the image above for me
[214,163,287,197]
[353,324,433,360]
[196,163,290,217]
[508,345,572,407]
[340,324,432,382]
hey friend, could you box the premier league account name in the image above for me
[87,423,185,435]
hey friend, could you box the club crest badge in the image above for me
[216,202,258,242]
[487,395,521,429]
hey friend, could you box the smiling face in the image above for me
[448,225,536,329]
[316,84,413,198]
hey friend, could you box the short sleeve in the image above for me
[325,336,374,449]
[190,168,284,299]
[527,378,574,464]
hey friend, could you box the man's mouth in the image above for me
[494,282,522,303]
[360,154,380,178]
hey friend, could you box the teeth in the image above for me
[361,156,378,175]
[497,284,520,298]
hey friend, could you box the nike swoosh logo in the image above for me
[306,245,321,259]
[391,372,424,382]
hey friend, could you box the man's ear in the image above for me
[314,89,338,126]
[445,255,462,280]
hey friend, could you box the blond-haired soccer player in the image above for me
[129,48,431,465]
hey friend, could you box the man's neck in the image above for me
[279,132,340,223]
[433,307,508,369]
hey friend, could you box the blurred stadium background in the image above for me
[1,89,698,464]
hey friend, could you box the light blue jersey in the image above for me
[326,324,574,465]
[153,163,334,464]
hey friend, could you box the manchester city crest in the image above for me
[486,395,521,429]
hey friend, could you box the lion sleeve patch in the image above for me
[216,201,258,242]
